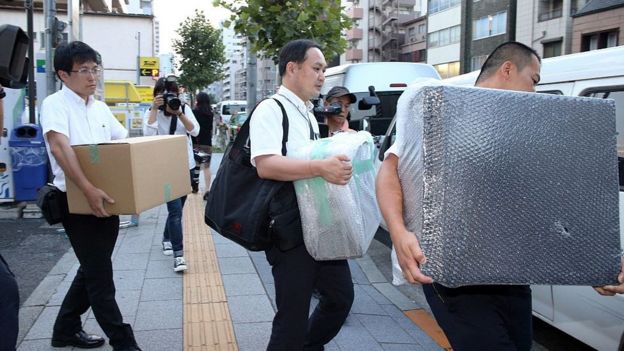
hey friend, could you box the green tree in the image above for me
[173,10,226,95]
[215,0,352,63]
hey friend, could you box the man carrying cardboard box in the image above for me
[40,41,141,351]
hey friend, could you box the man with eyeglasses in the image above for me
[40,41,141,351]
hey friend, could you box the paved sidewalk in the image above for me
[16,154,447,351]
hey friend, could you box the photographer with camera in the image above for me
[143,77,199,272]
[323,86,356,137]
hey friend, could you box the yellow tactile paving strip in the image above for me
[404,309,452,351]
[183,193,238,351]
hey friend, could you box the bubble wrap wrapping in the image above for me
[395,83,621,287]
[292,131,381,260]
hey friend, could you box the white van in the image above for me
[215,100,247,124]
[443,46,624,351]
[322,62,440,136]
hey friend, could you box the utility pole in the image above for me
[136,31,141,85]
[25,0,36,124]
[44,0,56,97]
[245,40,257,108]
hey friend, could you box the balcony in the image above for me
[346,48,363,61]
[347,28,363,41]
[347,7,364,20]
[538,8,563,21]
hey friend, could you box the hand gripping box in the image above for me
[67,135,191,215]
[395,83,621,287]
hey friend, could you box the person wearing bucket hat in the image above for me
[324,86,356,136]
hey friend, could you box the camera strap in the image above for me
[168,105,186,135]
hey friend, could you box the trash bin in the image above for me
[9,124,48,201]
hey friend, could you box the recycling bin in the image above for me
[9,124,48,201]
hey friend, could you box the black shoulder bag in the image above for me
[205,98,303,251]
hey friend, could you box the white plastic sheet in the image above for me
[293,131,381,260]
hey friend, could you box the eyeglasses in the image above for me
[71,67,102,76]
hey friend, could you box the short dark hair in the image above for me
[278,39,321,77]
[153,77,179,96]
[54,41,100,79]
[475,41,541,84]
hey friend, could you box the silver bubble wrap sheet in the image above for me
[395,84,621,287]
[293,131,381,260]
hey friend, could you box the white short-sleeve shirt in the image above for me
[250,86,320,166]
[40,86,128,191]
[142,105,200,169]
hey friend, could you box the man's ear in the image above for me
[286,61,299,76]
[57,70,69,82]
[499,61,514,80]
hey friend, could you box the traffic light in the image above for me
[151,68,159,79]
[51,17,67,48]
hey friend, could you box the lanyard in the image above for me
[278,93,318,140]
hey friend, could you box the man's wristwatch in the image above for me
[0,88,5,100]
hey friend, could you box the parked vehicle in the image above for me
[378,46,624,351]
[228,112,248,141]
[215,100,246,124]
[322,62,440,136]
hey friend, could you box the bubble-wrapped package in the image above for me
[292,131,381,260]
[393,82,622,287]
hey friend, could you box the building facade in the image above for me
[571,0,624,53]
[460,0,516,73]
[516,0,591,59]
[427,0,462,78]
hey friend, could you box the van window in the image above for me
[582,87,624,188]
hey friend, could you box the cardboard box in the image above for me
[67,135,191,215]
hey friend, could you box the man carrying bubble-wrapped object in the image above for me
[376,41,624,351]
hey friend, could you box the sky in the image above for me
[152,0,232,54]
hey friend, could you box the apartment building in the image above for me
[427,0,462,78]
[460,0,516,73]
[399,13,427,62]
[220,24,244,100]
[571,0,624,53]
[516,0,591,59]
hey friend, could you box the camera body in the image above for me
[159,90,182,112]
[312,101,343,121]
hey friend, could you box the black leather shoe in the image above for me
[51,330,105,348]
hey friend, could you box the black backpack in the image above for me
[204,98,303,251]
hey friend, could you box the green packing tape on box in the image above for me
[88,145,100,164]
[163,184,172,202]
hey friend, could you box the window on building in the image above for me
[418,24,426,34]
[429,0,461,14]
[434,61,460,79]
[473,11,507,40]
[570,0,590,15]
[471,55,488,71]
[428,25,461,48]
[543,40,562,58]
[538,0,563,22]
[581,29,619,52]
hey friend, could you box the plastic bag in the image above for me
[292,131,380,260]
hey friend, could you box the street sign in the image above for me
[140,57,159,76]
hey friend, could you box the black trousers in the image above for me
[265,244,354,351]
[0,253,19,351]
[53,210,136,348]
[423,283,532,351]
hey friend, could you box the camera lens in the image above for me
[167,96,181,110]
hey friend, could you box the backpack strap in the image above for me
[272,98,288,156]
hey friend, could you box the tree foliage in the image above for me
[173,10,226,94]
[215,0,352,63]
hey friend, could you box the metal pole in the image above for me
[25,0,36,124]
[246,40,257,108]
[44,0,57,97]
[136,32,141,85]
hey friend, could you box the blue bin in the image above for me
[9,124,48,201]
